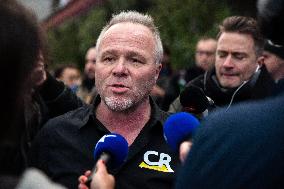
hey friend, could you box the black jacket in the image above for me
[169,66,276,113]
[0,73,83,176]
[176,91,284,189]
[29,97,180,189]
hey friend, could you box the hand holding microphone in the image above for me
[78,160,115,189]
[79,133,128,189]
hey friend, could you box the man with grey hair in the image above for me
[29,11,179,189]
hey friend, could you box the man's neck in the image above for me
[95,97,151,145]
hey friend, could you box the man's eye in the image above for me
[131,58,142,63]
[218,52,227,58]
[234,54,246,60]
[103,57,114,62]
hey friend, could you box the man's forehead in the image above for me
[86,48,96,58]
[103,22,153,39]
[217,32,255,51]
[97,22,155,55]
[197,39,216,47]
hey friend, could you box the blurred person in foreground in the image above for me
[0,0,67,188]
[29,11,180,189]
[169,16,276,117]
[0,0,43,176]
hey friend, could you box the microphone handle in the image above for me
[85,152,111,187]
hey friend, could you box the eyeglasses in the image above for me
[196,50,215,56]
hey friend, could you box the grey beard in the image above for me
[104,97,134,111]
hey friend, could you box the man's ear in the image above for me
[155,63,162,80]
[257,55,265,66]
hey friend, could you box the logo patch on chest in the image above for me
[139,151,174,173]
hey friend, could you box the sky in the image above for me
[17,0,55,21]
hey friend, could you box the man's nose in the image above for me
[112,58,128,76]
[222,55,234,68]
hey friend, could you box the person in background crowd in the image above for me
[29,11,180,189]
[150,45,176,110]
[263,39,284,82]
[176,37,217,92]
[54,64,82,93]
[77,46,97,103]
[185,37,217,82]
[169,16,276,116]
[165,37,217,112]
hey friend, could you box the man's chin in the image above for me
[104,97,134,112]
[220,80,242,89]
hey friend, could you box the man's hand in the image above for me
[78,160,115,189]
[179,141,193,163]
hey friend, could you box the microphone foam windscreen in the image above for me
[180,85,209,114]
[93,133,128,169]
[258,0,284,45]
[164,112,200,152]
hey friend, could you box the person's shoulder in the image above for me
[16,168,67,189]
[202,94,284,132]
[42,104,93,132]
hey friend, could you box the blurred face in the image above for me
[31,53,46,87]
[60,67,81,88]
[95,22,161,111]
[263,51,284,81]
[85,47,96,79]
[195,39,217,71]
[215,32,260,88]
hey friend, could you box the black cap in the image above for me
[264,39,284,60]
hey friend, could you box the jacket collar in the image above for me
[78,95,169,130]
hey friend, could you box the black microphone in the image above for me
[86,133,128,186]
[180,85,212,114]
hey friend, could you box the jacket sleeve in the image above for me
[38,72,84,118]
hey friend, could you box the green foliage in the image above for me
[47,21,81,68]
[149,0,230,69]
[78,8,108,58]
[46,0,231,70]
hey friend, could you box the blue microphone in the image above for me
[86,133,128,186]
[164,112,200,152]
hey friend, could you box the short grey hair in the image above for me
[96,10,163,64]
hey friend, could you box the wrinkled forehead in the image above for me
[98,22,155,51]
[97,23,157,62]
